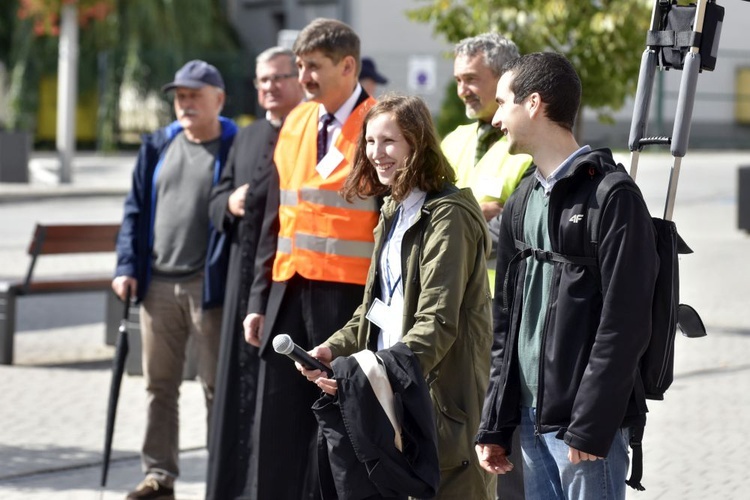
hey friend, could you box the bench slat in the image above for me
[27,224,120,255]
[24,278,113,294]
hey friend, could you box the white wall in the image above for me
[228,0,750,144]
[350,0,455,113]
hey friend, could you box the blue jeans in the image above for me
[519,407,630,500]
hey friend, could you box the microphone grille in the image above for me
[272,333,294,355]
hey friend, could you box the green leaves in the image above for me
[408,0,651,120]
[3,0,243,144]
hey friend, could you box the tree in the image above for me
[3,0,243,148]
[408,0,652,135]
[94,0,244,149]
[0,1,19,66]
[17,0,113,36]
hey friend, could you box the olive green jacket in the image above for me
[324,185,495,499]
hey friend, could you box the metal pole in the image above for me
[56,4,78,184]
[627,0,665,180]
[664,156,682,221]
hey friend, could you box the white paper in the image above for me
[316,146,345,180]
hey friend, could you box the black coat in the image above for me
[206,119,280,500]
[314,343,440,500]
[477,149,658,458]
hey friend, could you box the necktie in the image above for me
[317,113,336,163]
[475,122,502,166]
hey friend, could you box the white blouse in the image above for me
[377,188,427,350]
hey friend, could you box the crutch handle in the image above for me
[628,49,659,152]
[638,137,671,147]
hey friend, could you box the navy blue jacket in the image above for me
[114,117,238,308]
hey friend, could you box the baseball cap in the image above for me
[359,57,388,84]
[162,60,225,92]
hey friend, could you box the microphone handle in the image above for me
[288,345,334,378]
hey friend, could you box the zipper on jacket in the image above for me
[533,185,558,438]
[534,298,553,438]
[533,219,563,438]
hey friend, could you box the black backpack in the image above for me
[583,165,703,399]
[508,161,705,490]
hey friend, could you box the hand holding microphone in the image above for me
[272,334,334,378]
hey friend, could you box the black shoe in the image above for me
[125,477,175,500]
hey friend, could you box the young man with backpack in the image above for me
[474,52,659,500]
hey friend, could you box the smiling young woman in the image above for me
[302,93,498,499]
[342,93,455,203]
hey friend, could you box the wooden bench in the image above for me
[0,223,121,365]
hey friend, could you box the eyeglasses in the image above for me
[253,72,298,88]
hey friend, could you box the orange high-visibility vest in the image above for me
[273,97,378,285]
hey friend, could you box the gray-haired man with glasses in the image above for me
[254,69,298,89]
[205,46,303,500]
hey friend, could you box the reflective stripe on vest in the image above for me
[280,187,376,212]
[277,234,374,260]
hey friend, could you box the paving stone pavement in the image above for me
[0,150,748,499]
[0,153,207,499]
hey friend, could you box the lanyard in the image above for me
[384,207,402,306]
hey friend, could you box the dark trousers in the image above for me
[249,275,365,500]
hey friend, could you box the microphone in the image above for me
[272,334,333,378]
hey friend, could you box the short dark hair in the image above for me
[502,52,581,131]
[342,93,456,203]
[293,18,360,72]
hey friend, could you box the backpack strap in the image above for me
[626,426,646,491]
[514,240,596,266]
[500,178,535,312]
[500,244,533,313]
[502,240,597,312]
[586,169,634,252]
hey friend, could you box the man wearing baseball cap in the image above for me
[113,59,237,500]
[358,56,388,97]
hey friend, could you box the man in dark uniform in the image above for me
[244,18,379,500]
[206,47,303,500]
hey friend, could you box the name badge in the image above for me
[366,298,401,335]
[316,146,345,179]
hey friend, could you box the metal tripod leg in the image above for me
[664,0,709,220]
[627,0,667,180]
[628,49,659,181]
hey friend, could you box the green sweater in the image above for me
[518,184,553,408]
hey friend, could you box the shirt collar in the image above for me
[319,83,363,126]
[401,188,427,214]
[534,145,592,195]
[265,111,282,129]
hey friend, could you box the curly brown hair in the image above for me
[341,93,456,203]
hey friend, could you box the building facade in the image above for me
[226,0,750,149]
